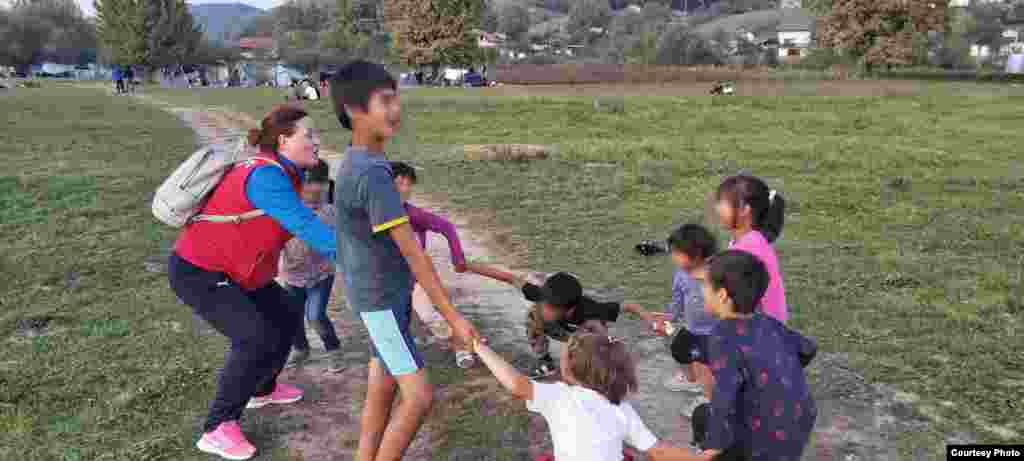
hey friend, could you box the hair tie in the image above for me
[768,189,777,203]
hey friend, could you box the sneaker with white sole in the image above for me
[196,421,256,460]
[246,383,303,409]
[664,372,704,393]
[455,350,476,369]
[286,348,310,368]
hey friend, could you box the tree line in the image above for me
[1,0,485,77]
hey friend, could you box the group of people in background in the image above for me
[166,59,818,461]
[111,65,135,94]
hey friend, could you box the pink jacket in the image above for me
[731,230,787,323]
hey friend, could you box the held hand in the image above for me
[450,315,482,346]
[454,263,468,273]
[651,311,672,322]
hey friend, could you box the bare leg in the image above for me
[686,362,699,383]
[357,359,397,461]
[696,362,713,401]
[373,369,434,461]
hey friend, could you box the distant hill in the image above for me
[190,3,268,44]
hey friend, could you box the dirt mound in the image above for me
[464,144,550,162]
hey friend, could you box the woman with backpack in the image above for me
[166,105,336,461]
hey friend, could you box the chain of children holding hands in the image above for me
[164,60,818,461]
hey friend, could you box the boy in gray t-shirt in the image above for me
[331,60,480,461]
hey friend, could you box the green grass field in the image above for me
[3,81,1022,459]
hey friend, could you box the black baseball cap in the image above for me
[539,272,583,308]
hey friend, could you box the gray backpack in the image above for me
[152,139,283,228]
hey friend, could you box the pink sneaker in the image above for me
[196,421,256,460]
[246,383,303,409]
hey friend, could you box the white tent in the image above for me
[1007,54,1024,74]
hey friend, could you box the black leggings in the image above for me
[691,403,750,461]
[168,253,302,432]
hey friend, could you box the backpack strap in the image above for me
[189,157,289,225]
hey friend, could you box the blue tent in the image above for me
[270,64,307,87]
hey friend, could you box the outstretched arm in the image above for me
[246,165,336,263]
[465,263,529,289]
[404,204,467,271]
[645,443,715,461]
[622,302,659,324]
[472,339,533,401]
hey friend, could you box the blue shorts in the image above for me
[357,304,424,376]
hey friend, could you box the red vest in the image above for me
[174,153,302,291]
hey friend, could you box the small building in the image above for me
[777,8,814,59]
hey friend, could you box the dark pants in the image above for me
[168,253,302,433]
[692,403,749,461]
[284,276,341,352]
[115,79,124,93]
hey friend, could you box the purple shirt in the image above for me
[667,269,716,335]
[404,203,466,268]
[704,315,816,458]
[730,230,787,323]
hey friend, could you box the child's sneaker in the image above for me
[455,350,476,369]
[528,357,558,379]
[664,371,703,393]
[196,421,256,460]
[246,383,303,409]
[286,348,309,368]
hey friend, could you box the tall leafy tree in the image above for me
[95,0,203,70]
[817,0,944,71]
[569,0,611,43]
[385,0,482,66]
[0,0,95,70]
[965,1,1007,61]
[319,0,368,57]
[498,3,530,43]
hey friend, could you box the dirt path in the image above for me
[149,96,960,460]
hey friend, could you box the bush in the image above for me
[793,48,848,71]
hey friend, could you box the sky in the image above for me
[75,0,284,16]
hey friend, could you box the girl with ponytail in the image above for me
[712,174,789,323]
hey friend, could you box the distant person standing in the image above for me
[112,66,124,94]
[123,67,135,93]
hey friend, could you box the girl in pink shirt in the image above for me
[713,174,788,323]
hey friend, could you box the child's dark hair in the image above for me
[707,250,769,315]
[329,60,396,130]
[716,175,785,243]
[306,159,330,183]
[389,161,417,183]
[667,224,718,261]
[567,333,638,405]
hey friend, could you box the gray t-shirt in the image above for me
[667,269,717,335]
[334,147,413,312]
